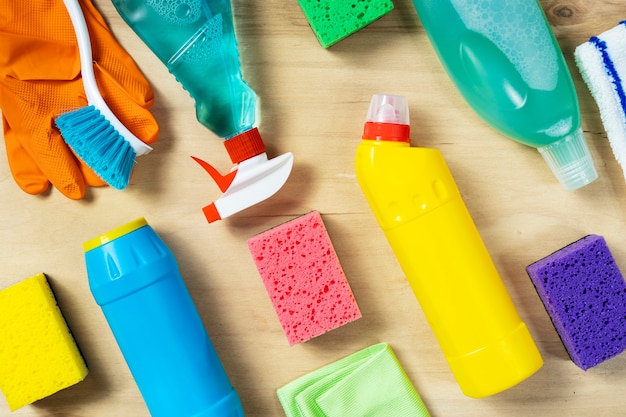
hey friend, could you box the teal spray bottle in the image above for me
[411,0,597,190]
[111,0,293,221]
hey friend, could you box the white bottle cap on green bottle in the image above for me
[537,128,598,191]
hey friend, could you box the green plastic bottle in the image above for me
[111,0,254,139]
[411,0,597,190]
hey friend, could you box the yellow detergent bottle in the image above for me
[355,94,543,398]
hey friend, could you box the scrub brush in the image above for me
[56,0,152,190]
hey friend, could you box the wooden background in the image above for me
[2,0,626,415]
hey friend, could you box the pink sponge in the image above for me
[247,211,361,345]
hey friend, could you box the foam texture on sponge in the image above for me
[247,211,361,345]
[297,0,394,48]
[0,273,88,411]
[526,235,626,370]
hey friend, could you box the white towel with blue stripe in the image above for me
[575,21,626,180]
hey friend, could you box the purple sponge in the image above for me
[247,211,361,345]
[526,234,626,370]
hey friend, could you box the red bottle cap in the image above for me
[224,127,266,163]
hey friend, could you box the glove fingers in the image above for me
[93,62,160,145]
[79,158,107,187]
[43,127,86,199]
[2,116,50,195]
[2,104,86,199]
[5,110,105,190]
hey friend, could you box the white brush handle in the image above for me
[62,0,152,156]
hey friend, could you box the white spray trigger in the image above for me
[192,128,294,223]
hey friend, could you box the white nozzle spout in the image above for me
[537,128,598,191]
[366,94,410,124]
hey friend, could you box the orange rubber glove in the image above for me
[0,0,158,199]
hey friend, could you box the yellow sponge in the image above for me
[0,273,88,411]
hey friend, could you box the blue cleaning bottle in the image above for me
[84,217,245,417]
[111,0,293,222]
[411,0,598,191]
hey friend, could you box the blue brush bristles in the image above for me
[56,105,136,190]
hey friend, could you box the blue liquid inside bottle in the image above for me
[112,0,255,138]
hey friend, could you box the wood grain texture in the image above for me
[1,0,626,416]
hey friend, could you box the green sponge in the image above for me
[297,0,394,48]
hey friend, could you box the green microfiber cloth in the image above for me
[297,0,394,48]
[277,343,431,417]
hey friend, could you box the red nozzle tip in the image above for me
[203,202,221,223]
